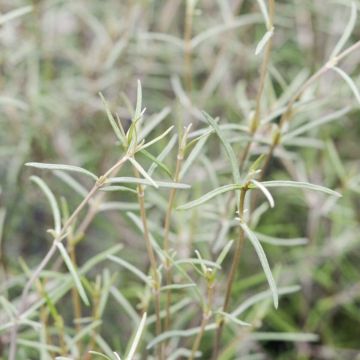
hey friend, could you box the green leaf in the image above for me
[254,232,308,246]
[249,332,319,342]
[99,93,126,146]
[56,242,89,306]
[107,177,190,189]
[125,312,147,360]
[251,179,275,208]
[108,255,151,285]
[98,202,141,212]
[202,112,241,184]
[139,126,174,150]
[100,185,137,194]
[215,240,234,267]
[134,79,143,122]
[87,352,113,360]
[239,222,278,308]
[255,27,274,55]
[160,283,196,291]
[329,1,357,58]
[147,324,217,349]
[332,66,360,106]
[180,132,211,179]
[30,176,61,234]
[261,180,341,197]
[26,162,98,181]
[232,286,300,317]
[249,154,265,172]
[129,157,158,188]
[256,0,270,27]
[217,311,250,327]
[177,184,243,210]
[139,149,172,178]
[148,134,178,176]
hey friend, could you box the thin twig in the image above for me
[212,187,247,359]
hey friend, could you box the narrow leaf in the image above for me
[180,132,210,179]
[177,184,243,210]
[56,242,89,306]
[160,283,196,291]
[88,352,113,360]
[215,240,234,267]
[140,126,174,150]
[108,255,151,285]
[107,177,190,189]
[125,313,147,360]
[26,162,98,181]
[129,157,158,188]
[134,80,143,122]
[139,149,172,178]
[202,112,241,183]
[329,1,357,58]
[148,134,178,176]
[254,232,308,246]
[255,27,274,55]
[218,311,251,327]
[251,179,275,208]
[261,180,341,197]
[256,0,270,27]
[232,286,300,317]
[239,222,278,308]
[30,176,61,234]
[99,93,126,145]
[332,66,360,106]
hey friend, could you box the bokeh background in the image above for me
[1,0,360,359]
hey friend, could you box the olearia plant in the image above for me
[2,0,360,359]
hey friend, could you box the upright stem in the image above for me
[240,0,275,171]
[133,168,163,360]
[190,280,214,360]
[212,187,247,360]
[164,154,183,331]
[69,244,82,336]
[184,0,194,93]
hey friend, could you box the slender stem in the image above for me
[212,187,247,360]
[69,244,82,335]
[83,281,101,359]
[240,0,275,170]
[164,154,183,331]
[8,155,128,360]
[184,0,194,93]
[190,281,214,360]
[133,167,163,360]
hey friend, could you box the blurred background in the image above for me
[1,0,360,359]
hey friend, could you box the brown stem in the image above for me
[133,168,163,360]
[212,187,247,359]
[69,244,82,336]
[190,282,214,360]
